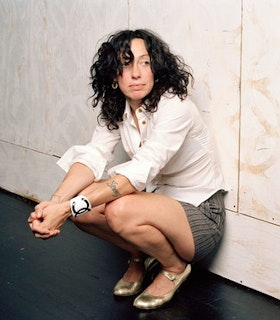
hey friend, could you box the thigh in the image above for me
[106,192,195,262]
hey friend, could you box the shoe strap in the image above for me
[161,264,191,282]
[161,270,177,281]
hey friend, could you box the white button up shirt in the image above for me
[57,94,224,207]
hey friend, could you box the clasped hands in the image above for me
[28,200,71,239]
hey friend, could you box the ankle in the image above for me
[161,261,186,275]
[122,257,146,282]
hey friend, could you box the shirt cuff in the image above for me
[108,160,153,191]
[57,145,109,181]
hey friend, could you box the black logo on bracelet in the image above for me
[71,197,91,217]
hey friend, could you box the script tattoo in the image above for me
[107,180,121,197]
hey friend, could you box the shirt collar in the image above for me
[123,100,151,120]
[123,101,132,119]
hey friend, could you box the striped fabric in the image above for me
[179,190,226,263]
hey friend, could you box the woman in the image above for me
[28,29,225,310]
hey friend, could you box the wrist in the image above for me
[50,194,62,204]
[69,195,92,218]
[61,201,72,218]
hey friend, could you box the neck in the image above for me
[127,99,143,111]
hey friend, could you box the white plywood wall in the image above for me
[0,0,279,300]
[240,1,280,226]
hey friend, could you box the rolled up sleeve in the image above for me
[108,159,153,191]
[57,123,121,181]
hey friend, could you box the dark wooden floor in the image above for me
[0,189,279,320]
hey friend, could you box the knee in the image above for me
[105,197,130,234]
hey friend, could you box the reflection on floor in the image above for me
[0,189,279,320]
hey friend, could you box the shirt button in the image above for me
[142,120,146,125]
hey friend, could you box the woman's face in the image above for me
[117,38,154,110]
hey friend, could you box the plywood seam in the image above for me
[237,0,244,214]
[228,208,280,228]
[0,139,59,158]
[127,0,131,29]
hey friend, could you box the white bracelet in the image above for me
[70,195,92,218]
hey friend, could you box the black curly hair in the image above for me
[90,29,193,130]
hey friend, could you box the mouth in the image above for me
[129,84,144,90]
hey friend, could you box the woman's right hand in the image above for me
[27,200,70,239]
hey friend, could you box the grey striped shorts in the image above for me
[179,190,226,263]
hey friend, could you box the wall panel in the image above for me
[0,141,64,201]
[0,0,128,157]
[204,211,280,299]
[129,0,241,211]
[240,0,280,225]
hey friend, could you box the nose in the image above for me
[131,62,140,79]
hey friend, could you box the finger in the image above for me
[34,209,43,219]
[34,229,60,239]
[34,232,52,239]
[34,232,47,239]
[30,220,51,235]
[35,201,48,210]
[31,220,61,237]
[34,201,49,218]
[28,211,38,223]
[49,229,61,237]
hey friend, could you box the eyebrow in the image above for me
[137,54,150,59]
[120,53,149,64]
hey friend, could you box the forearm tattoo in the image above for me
[107,180,121,197]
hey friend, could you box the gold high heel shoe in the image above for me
[133,264,191,309]
[113,257,157,297]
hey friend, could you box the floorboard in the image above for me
[0,189,279,320]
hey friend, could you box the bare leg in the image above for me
[71,204,146,282]
[105,192,195,296]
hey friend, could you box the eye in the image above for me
[122,61,132,68]
[139,59,151,66]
